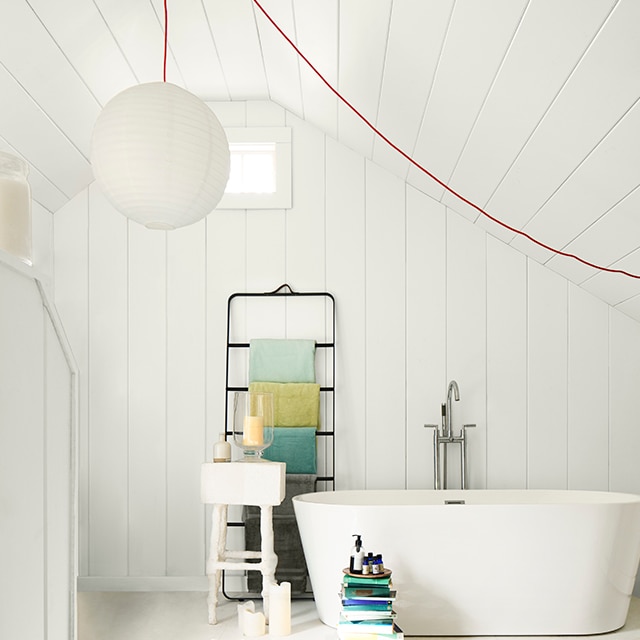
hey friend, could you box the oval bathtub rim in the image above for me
[292,488,640,507]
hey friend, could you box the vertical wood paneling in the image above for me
[326,138,366,489]
[45,317,72,640]
[609,309,640,494]
[486,236,527,489]
[568,285,609,490]
[205,210,248,561]
[246,211,287,338]
[53,191,90,575]
[405,187,446,489]
[282,108,330,478]
[128,224,167,576]
[48,101,640,587]
[527,261,568,488]
[205,209,247,446]
[243,222,285,288]
[88,185,129,576]
[166,222,207,576]
[0,268,45,639]
[364,161,406,489]
[446,211,487,489]
[285,112,326,291]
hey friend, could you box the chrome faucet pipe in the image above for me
[424,424,440,489]
[441,403,448,488]
[460,424,475,490]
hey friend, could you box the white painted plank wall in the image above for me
[405,187,446,490]
[326,138,366,490]
[167,223,207,576]
[53,190,90,573]
[128,225,167,576]
[0,267,45,638]
[446,211,487,489]
[87,186,129,576]
[0,263,74,639]
[610,310,640,495]
[486,236,527,489]
[527,262,568,489]
[568,286,609,490]
[45,314,73,640]
[52,101,640,585]
[364,161,405,488]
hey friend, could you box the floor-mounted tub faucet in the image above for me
[425,380,475,490]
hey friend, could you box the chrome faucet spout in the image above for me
[445,380,459,438]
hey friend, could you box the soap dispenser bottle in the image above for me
[349,534,364,574]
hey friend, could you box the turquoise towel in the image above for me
[264,427,317,474]
[249,338,316,383]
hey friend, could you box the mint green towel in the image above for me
[249,339,316,383]
[249,382,320,428]
[264,427,317,474]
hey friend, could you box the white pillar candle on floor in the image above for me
[244,610,266,637]
[238,601,256,634]
[268,582,291,636]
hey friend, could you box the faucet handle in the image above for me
[424,424,438,429]
[462,424,476,431]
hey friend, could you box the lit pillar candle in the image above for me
[268,582,291,636]
[238,601,255,633]
[244,610,266,637]
[243,415,264,446]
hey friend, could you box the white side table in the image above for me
[201,461,286,624]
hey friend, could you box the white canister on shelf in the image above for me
[0,151,31,264]
[213,433,232,462]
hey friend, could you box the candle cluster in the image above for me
[237,582,291,637]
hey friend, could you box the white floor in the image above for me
[78,592,640,640]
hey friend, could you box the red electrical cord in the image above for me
[251,0,640,280]
[163,0,168,82]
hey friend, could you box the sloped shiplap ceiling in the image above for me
[1,0,640,317]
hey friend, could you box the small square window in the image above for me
[217,128,291,209]
[226,143,277,195]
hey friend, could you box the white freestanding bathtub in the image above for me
[293,489,640,636]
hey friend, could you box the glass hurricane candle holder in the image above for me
[232,391,274,461]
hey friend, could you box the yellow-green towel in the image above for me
[249,382,320,428]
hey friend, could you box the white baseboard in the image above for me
[77,575,247,592]
[77,577,208,592]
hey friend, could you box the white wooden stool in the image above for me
[201,461,286,624]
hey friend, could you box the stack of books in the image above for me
[337,570,402,640]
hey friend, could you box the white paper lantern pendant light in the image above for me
[90,3,230,230]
